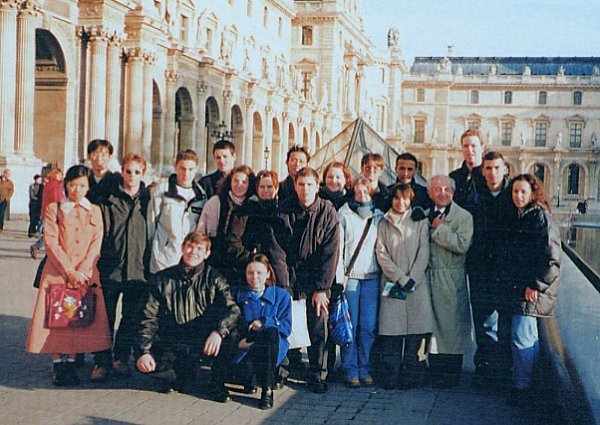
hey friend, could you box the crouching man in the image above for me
[136,231,240,402]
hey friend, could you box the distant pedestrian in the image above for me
[30,168,64,259]
[26,165,111,386]
[28,174,43,237]
[0,169,15,233]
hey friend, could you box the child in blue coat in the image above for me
[236,254,292,410]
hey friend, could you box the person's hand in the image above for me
[137,353,156,373]
[312,291,329,317]
[203,331,223,357]
[525,287,539,302]
[238,338,254,350]
[66,269,88,288]
[432,214,446,230]
[248,320,263,332]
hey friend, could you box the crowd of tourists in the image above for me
[23,128,561,410]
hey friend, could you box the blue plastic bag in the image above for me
[328,294,354,347]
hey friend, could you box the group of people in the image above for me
[24,127,561,411]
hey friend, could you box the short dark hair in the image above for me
[213,139,236,155]
[482,151,505,165]
[33,174,41,180]
[286,145,311,163]
[175,149,199,165]
[87,139,114,156]
[361,153,384,169]
[63,165,91,196]
[396,152,418,167]
[294,167,319,183]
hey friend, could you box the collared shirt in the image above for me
[60,197,92,215]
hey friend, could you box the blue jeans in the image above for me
[341,278,379,380]
[511,314,539,389]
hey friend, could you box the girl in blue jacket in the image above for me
[236,254,292,410]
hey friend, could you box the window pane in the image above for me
[538,91,547,105]
[467,121,479,130]
[414,120,425,143]
[302,26,313,45]
[573,91,582,105]
[501,122,512,146]
[535,122,547,147]
[504,91,512,104]
[570,122,582,148]
[534,164,545,182]
[417,88,425,103]
[470,90,479,104]
[568,164,580,194]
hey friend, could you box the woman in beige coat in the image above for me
[27,165,111,386]
[376,184,431,390]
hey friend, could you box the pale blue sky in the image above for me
[361,0,600,64]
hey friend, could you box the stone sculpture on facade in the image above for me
[387,28,399,50]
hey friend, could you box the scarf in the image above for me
[349,199,374,219]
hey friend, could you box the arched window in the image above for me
[567,164,581,195]
[533,163,545,182]
[503,91,512,104]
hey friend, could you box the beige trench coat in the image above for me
[428,201,474,354]
[376,210,432,336]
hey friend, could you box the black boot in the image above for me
[259,387,274,410]
[209,383,232,403]
[64,362,80,386]
[52,362,67,386]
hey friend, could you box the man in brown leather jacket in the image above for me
[136,231,240,402]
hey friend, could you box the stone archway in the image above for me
[151,81,164,171]
[315,131,321,150]
[527,161,552,195]
[205,96,220,171]
[231,105,244,164]
[302,127,309,150]
[252,112,263,170]
[175,87,194,152]
[34,29,68,166]
[288,122,295,147]
[271,117,281,173]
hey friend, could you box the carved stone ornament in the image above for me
[245,98,255,110]
[0,0,21,11]
[223,89,233,103]
[164,69,179,82]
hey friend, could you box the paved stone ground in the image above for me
[0,220,563,425]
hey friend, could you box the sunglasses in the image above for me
[124,169,143,175]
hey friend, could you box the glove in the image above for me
[388,283,408,300]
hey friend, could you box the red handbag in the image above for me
[44,284,97,328]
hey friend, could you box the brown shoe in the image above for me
[90,364,109,382]
[30,245,38,260]
[112,360,132,378]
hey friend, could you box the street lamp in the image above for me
[263,146,271,168]
[211,120,233,142]
[557,185,561,208]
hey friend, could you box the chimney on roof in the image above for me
[447,45,454,57]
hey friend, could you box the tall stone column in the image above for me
[195,83,208,172]
[163,70,179,165]
[142,53,156,161]
[244,98,255,166]
[105,34,124,153]
[344,58,357,118]
[87,27,109,141]
[280,112,290,176]
[222,89,232,129]
[0,0,19,154]
[263,105,273,169]
[14,2,38,154]
[124,48,145,155]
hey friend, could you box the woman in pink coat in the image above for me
[27,165,111,386]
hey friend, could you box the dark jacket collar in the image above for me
[166,174,206,202]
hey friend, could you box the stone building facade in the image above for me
[401,50,600,207]
[1,0,598,214]
[0,0,406,213]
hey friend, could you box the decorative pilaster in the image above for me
[87,27,109,141]
[196,83,208,171]
[105,33,124,152]
[0,0,20,154]
[142,53,156,161]
[164,70,179,164]
[244,98,255,165]
[124,47,146,154]
[14,1,38,154]
[280,111,290,176]
[263,105,273,169]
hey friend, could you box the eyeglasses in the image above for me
[124,169,143,175]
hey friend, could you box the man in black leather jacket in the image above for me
[136,231,240,402]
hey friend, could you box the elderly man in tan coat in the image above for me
[0,169,15,233]
[427,175,474,388]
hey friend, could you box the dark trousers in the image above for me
[28,203,41,235]
[382,334,429,386]
[0,200,7,230]
[147,334,236,388]
[306,292,329,381]
[471,290,512,377]
[429,353,463,386]
[245,327,280,389]
[94,279,147,366]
